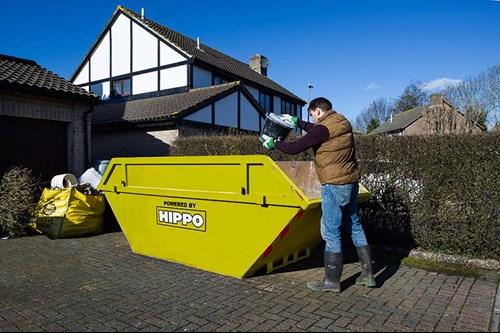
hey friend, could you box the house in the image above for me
[369,94,484,136]
[0,54,100,183]
[70,5,305,161]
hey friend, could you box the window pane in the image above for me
[259,92,272,113]
[113,81,122,96]
[91,83,103,97]
[123,79,131,96]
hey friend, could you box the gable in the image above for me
[370,107,422,135]
[71,6,306,106]
[92,82,264,132]
[72,10,190,89]
[182,89,263,132]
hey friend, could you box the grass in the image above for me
[400,256,499,280]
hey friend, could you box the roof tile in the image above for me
[93,82,251,125]
[0,54,99,101]
[370,107,422,135]
[118,6,303,103]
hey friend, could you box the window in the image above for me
[214,75,228,85]
[112,78,131,97]
[259,92,272,113]
[281,100,297,117]
[90,83,103,97]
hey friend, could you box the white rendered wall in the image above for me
[244,84,259,101]
[132,22,158,72]
[240,94,260,131]
[185,105,212,124]
[215,93,238,128]
[160,42,186,65]
[133,72,157,95]
[192,66,211,88]
[73,62,89,85]
[90,80,111,100]
[101,81,111,100]
[112,14,131,77]
[90,32,110,81]
[274,96,282,115]
[160,65,187,90]
[240,95,260,131]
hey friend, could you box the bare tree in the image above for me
[354,97,394,133]
[442,75,487,132]
[485,65,500,127]
[421,104,460,134]
[393,80,429,113]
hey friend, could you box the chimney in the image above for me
[141,8,145,20]
[430,93,444,106]
[249,54,270,76]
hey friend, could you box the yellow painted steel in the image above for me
[98,155,370,278]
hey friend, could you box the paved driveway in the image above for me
[1,232,498,332]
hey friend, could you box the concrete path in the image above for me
[1,232,498,332]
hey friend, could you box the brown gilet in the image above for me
[314,110,360,185]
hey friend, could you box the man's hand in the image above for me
[262,134,276,150]
[280,114,298,127]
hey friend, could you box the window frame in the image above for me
[111,78,131,98]
[259,92,272,114]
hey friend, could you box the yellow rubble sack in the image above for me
[34,187,105,239]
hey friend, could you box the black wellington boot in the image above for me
[356,245,376,287]
[307,252,343,293]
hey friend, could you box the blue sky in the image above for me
[2,0,499,122]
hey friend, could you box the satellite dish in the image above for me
[260,57,271,68]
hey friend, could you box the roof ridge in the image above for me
[0,54,38,66]
[0,53,99,101]
[118,5,194,59]
[190,81,240,92]
[114,6,303,102]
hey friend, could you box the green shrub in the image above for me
[0,167,43,238]
[171,131,314,161]
[171,131,499,259]
[356,132,500,259]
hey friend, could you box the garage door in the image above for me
[0,116,68,183]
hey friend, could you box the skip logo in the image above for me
[156,206,206,232]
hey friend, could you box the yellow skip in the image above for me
[98,155,370,278]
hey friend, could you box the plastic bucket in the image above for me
[94,160,110,175]
[260,113,294,143]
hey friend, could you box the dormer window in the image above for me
[112,78,131,97]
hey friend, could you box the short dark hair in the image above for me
[308,97,332,112]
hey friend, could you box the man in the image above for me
[262,97,376,293]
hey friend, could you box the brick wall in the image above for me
[0,92,91,176]
[91,127,179,162]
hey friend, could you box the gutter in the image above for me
[82,105,95,168]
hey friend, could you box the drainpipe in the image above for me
[82,105,94,169]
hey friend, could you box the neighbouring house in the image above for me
[70,5,305,162]
[370,93,484,136]
[0,54,100,183]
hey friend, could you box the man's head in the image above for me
[307,97,332,123]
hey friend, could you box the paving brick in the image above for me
[0,232,497,332]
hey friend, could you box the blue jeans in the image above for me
[320,183,368,254]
